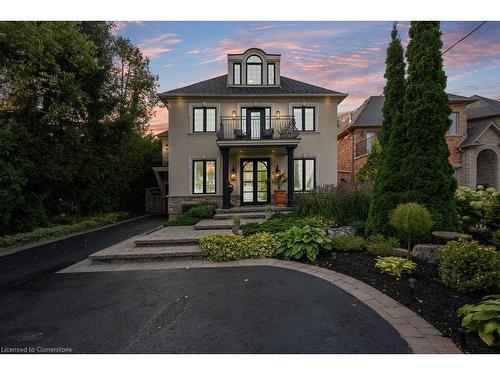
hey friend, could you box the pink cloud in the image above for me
[141,47,171,58]
[138,33,182,59]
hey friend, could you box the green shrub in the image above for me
[276,225,332,261]
[185,204,216,219]
[389,203,433,254]
[375,256,416,278]
[458,294,500,346]
[294,184,371,225]
[330,235,366,253]
[366,234,399,256]
[181,202,217,214]
[455,186,500,232]
[438,238,500,293]
[199,232,276,261]
[164,215,200,226]
[0,212,130,250]
[241,213,328,236]
[350,220,367,235]
[493,229,500,249]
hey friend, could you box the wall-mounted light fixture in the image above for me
[274,165,281,176]
[232,110,237,118]
[276,110,280,118]
[230,165,237,181]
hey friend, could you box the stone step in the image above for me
[90,245,206,264]
[194,218,264,230]
[135,238,199,247]
[213,212,267,220]
[216,206,292,214]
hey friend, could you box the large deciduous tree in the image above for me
[366,23,407,235]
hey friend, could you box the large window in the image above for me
[246,55,262,85]
[267,63,275,85]
[193,160,216,194]
[447,112,459,136]
[294,158,315,192]
[366,131,377,153]
[193,107,216,132]
[233,63,241,85]
[293,106,315,131]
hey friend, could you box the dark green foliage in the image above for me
[0,22,159,234]
[458,295,500,346]
[367,23,406,235]
[181,202,217,214]
[366,234,399,256]
[438,238,500,293]
[241,213,328,236]
[330,236,366,253]
[164,203,216,226]
[294,184,371,225]
[368,22,458,234]
[356,139,381,185]
[0,212,129,250]
[275,226,332,261]
[350,220,367,235]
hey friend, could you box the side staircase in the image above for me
[88,206,291,264]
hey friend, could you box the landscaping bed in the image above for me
[300,252,498,354]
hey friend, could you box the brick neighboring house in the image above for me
[337,93,500,189]
[156,48,347,215]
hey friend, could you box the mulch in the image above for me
[299,252,499,354]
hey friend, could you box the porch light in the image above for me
[276,110,280,118]
[230,165,237,181]
[274,165,281,176]
[232,110,237,118]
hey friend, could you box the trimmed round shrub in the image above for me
[330,235,366,253]
[185,204,216,219]
[389,202,432,252]
[366,234,399,256]
[438,238,500,293]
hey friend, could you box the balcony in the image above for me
[216,116,299,143]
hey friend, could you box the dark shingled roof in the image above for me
[460,121,500,147]
[467,95,500,120]
[339,93,476,134]
[159,74,346,99]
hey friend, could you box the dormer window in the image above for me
[233,63,241,85]
[246,55,262,85]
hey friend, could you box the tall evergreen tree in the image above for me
[366,23,406,235]
[399,21,457,230]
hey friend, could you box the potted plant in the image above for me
[271,171,288,207]
[264,205,276,220]
[232,215,241,234]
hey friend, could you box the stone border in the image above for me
[61,257,462,354]
[0,214,157,257]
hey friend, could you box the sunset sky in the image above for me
[114,21,500,134]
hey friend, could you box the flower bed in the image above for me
[299,252,498,354]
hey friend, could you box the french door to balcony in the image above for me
[240,158,271,205]
[242,107,271,139]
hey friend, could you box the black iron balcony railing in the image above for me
[216,116,299,141]
[152,155,168,167]
[355,134,378,157]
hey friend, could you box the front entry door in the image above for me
[241,158,271,205]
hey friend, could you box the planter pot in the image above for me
[274,190,287,207]
[232,225,240,234]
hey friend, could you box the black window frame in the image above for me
[233,63,241,85]
[192,159,217,195]
[294,158,316,192]
[193,107,217,133]
[267,63,275,85]
[293,106,316,131]
[246,55,263,85]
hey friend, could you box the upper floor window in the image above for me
[365,131,377,153]
[293,106,315,131]
[246,55,262,85]
[233,63,241,85]
[193,107,216,132]
[447,112,459,136]
[267,63,275,85]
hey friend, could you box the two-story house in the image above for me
[157,48,347,215]
[337,94,500,189]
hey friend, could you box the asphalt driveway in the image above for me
[0,266,410,354]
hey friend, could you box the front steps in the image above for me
[89,245,206,264]
[215,206,292,214]
[194,218,263,230]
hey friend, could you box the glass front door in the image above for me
[241,159,270,205]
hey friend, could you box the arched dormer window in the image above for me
[246,55,262,85]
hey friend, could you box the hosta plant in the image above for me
[375,256,416,279]
[458,294,500,346]
[276,225,332,261]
